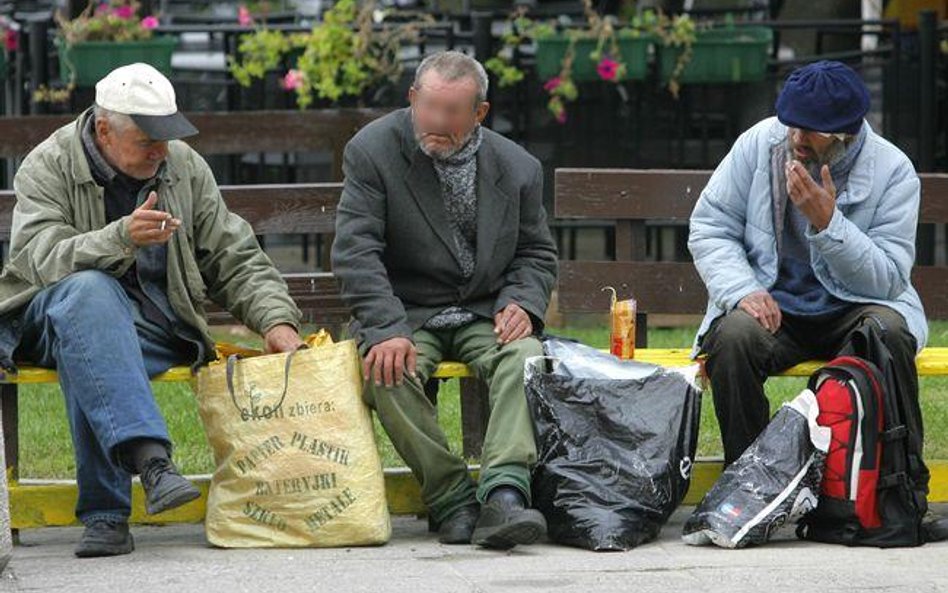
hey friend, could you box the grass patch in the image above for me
[16,321,948,478]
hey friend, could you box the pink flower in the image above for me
[596,56,619,81]
[140,15,159,30]
[281,69,304,91]
[238,5,253,26]
[554,110,567,124]
[111,5,135,19]
[95,3,110,15]
[543,76,562,92]
[4,30,17,52]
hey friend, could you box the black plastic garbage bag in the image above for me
[525,338,702,551]
[682,389,830,548]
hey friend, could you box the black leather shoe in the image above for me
[140,457,201,515]
[472,487,546,550]
[436,504,481,544]
[75,519,134,558]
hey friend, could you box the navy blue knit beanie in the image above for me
[775,60,870,135]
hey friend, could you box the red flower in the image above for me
[4,30,17,52]
[281,69,304,91]
[596,56,619,82]
[238,6,254,27]
[111,5,135,19]
[543,76,562,92]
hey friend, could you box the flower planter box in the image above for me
[536,34,651,82]
[56,36,177,87]
[659,26,772,84]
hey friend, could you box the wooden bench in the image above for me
[553,167,948,501]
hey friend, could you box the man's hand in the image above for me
[127,191,181,247]
[786,160,837,231]
[264,324,304,353]
[364,337,416,388]
[494,302,533,345]
[738,290,782,334]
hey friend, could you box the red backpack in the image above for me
[797,356,926,547]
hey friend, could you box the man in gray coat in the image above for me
[331,51,557,549]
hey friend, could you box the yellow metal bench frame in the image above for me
[5,346,948,529]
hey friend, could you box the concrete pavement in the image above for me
[2,506,947,593]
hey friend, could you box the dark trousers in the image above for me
[700,304,919,465]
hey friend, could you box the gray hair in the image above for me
[93,104,136,133]
[413,51,489,104]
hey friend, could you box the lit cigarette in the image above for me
[160,219,167,231]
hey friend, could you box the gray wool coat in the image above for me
[331,108,558,351]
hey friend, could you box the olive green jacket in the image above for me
[0,109,300,366]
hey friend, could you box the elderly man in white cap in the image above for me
[0,63,303,557]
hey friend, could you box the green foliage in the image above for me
[229,28,294,87]
[228,0,431,108]
[486,0,698,124]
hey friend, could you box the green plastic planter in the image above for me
[659,26,772,84]
[56,36,176,87]
[536,33,651,82]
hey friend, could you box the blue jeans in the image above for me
[17,270,191,525]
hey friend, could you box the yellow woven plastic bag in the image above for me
[192,331,391,547]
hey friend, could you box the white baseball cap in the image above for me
[95,62,198,141]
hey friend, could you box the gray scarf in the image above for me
[423,125,484,331]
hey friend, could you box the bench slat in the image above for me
[0,360,473,384]
[555,168,708,220]
[558,260,707,315]
[560,260,948,319]
[0,110,390,159]
[6,347,947,384]
[0,184,344,240]
[555,169,948,224]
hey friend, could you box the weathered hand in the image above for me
[738,290,782,334]
[786,160,837,231]
[493,302,533,345]
[363,337,417,388]
[127,191,181,247]
[263,324,304,354]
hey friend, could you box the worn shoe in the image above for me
[140,457,201,515]
[472,487,546,550]
[75,519,134,558]
[436,504,481,544]
[923,512,948,542]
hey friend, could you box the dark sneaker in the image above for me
[472,487,546,550]
[923,512,948,542]
[436,504,481,545]
[140,457,201,515]
[75,519,134,558]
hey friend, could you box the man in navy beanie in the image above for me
[688,61,928,470]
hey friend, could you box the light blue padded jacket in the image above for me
[688,116,927,356]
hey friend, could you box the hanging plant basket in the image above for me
[55,35,176,87]
[659,26,772,85]
[536,33,652,82]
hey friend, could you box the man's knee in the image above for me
[702,309,772,358]
[855,306,917,355]
[50,270,126,308]
[505,336,543,359]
